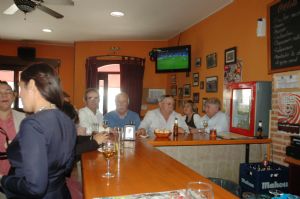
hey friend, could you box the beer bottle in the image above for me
[263,154,268,168]
[256,120,263,139]
[173,117,178,137]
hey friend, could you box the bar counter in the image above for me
[148,132,271,183]
[148,132,272,147]
[81,139,239,199]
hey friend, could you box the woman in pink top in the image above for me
[0,81,25,176]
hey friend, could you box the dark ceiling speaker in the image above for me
[14,0,36,13]
[18,47,36,60]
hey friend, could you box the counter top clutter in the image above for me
[148,132,272,146]
[81,139,239,199]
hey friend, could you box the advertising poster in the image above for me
[278,92,300,133]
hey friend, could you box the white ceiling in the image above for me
[0,0,233,43]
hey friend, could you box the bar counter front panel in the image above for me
[150,133,271,183]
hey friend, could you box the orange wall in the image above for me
[1,0,276,116]
[74,41,168,110]
[0,40,75,100]
[169,0,273,115]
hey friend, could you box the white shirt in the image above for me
[78,107,103,135]
[139,108,189,137]
[200,111,229,133]
[184,113,202,129]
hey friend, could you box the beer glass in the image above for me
[186,181,214,199]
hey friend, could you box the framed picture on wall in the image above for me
[183,84,191,97]
[171,85,177,96]
[225,47,237,65]
[206,53,217,68]
[202,98,208,113]
[171,74,176,84]
[206,76,218,92]
[193,73,199,86]
[195,57,201,67]
[193,92,199,103]
[200,81,204,89]
[178,87,183,98]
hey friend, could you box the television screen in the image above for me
[155,45,191,73]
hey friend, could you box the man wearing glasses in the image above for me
[78,88,103,135]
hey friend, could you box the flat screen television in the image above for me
[155,45,191,73]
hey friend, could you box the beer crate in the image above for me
[239,162,288,194]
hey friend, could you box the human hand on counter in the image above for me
[93,133,109,145]
[136,128,147,137]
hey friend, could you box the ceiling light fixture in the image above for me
[3,4,19,15]
[110,11,124,17]
[42,28,52,33]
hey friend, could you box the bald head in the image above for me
[115,92,129,115]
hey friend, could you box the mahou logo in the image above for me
[261,181,288,190]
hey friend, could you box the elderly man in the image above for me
[104,92,140,129]
[200,97,229,133]
[137,95,188,137]
[78,88,103,135]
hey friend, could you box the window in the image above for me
[98,64,120,114]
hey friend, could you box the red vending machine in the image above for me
[223,81,272,137]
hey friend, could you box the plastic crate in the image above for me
[239,162,288,195]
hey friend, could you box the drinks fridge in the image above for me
[223,81,272,137]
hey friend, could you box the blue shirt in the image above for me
[104,110,140,129]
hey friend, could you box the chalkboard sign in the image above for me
[268,0,300,73]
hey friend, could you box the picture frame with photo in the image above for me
[206,53,217,68]
[171,85,177,96]
[224,47,237,65]
[193,73,199,86]
[195,57,201,67]
[183,84,191,97]
[200,81,204,89]
[178,87,183,98]
[171,74,176,84]
[193,93,199,103]
[202,98,208,113]
[206,76,218,92]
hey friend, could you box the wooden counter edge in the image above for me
[284,156,300,166]
[148,138,272,147]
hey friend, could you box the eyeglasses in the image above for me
[0,90,14,96]
[87,96,99,101]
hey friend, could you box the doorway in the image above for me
[97,64,120,114]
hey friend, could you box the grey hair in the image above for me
[158,95,173,102]
[84,88,99,100]
[205,97,221,110]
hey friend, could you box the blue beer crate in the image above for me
[239,162,289,195]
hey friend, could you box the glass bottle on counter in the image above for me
[173,117,178,138]
[256,120,263,139]
[263,154,268,168]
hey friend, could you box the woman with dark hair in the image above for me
[183,100,202,133]
[0,63,77,199]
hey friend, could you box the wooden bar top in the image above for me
[81,139,239,199]
[285,156,300,166]
[148,132,272,147]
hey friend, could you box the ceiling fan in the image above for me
[4,0,74,19]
